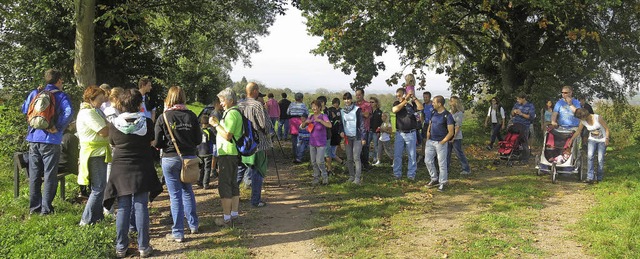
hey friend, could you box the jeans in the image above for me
[368,132,379,162]
[116,192,150,252]
[250,167,264,206]
[310,145,327,182]
[425,140,449,185]
[360,131,370,167]
[447,139,471,173]
[490,123,503,146]
[295,137,309,162]
[81,156,107,224]
[345,136,363,182]
[278,119,290,139]
[199,155,213,187]
[587,141,606,181]
[28,142,61,215]
[377,140,394,161]
[162,156,198,238]
[393,131,417,179]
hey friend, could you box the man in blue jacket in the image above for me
[22,69,74,215]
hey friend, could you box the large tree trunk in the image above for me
[74,0,96,88]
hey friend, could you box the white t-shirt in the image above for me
[487,105,505,123]
[379,122,391,142]
[581,114,606,143]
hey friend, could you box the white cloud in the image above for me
[230,7,450,96]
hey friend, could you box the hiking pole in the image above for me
[272,131,288,159]
[269,147,282,186]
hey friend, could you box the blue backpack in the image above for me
[224,107,259,156]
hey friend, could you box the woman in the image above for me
[154,86,201,242]
[104,89,162,258]
[301,100,332,185]
[571,108,610,184]
[484,97,505,150]
[77,86,110,226]
[339,92,366,185]
[208,87,242,227]
[447,96,471,175]
[541,100,554,132]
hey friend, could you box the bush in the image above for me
[0,105,28,158]
[594,102,640,148]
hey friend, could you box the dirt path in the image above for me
[136,146,594,258]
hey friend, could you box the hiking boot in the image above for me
[139,246,153,258]
[165,233,183,243]
[426,180,439,187]
[215,218,232,228]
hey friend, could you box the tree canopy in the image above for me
[294,0,640,104]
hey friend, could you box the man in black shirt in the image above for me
[278,93,291,140]
[391,88,423,180]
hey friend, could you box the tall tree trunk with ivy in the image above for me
[74,0,96,88]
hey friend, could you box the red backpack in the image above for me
[27,89,59,130]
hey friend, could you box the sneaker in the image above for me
[322,177,329,185]
[426,180,439,187]
[252,201,267,207]
[139,246,153,258]
[190,227,198,234]
[165,233,183,243]
[214,218,232,228]
[115,249,127,258]
[373,160,381,166]
[438,184,446,192]
[347,177,355,182]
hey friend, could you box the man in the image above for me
[278,93,291,140]
[369,97,383,165]
[391,88,423,180]
[418,91,434,165]
[22,69,74,215]
[425,96,454,191]
[511,93,536,162]
[287,93,308,163]
[551,85,581,129]
[238,82,273,207]
[138,78,156,122]
[355,89,372,169]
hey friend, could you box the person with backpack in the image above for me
[510,93,536,162]
[154,86,201,242]
[209,88,244,227]
[22,69,74,215]
[484,97,506,150]
[425,96,455,192]
[391,88,424,181]
[197,115,215,189]
[447,96,471,175]
[238,82,273,208]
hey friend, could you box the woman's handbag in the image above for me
[163,112,200,184]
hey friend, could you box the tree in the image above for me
[294,0,640,105]
[74,0,96,87]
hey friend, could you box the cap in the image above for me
[258,92,266,97]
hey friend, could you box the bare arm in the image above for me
[392,100,406,113]
[599,116,610,145]
[97,126,109,137]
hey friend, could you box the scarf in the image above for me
[113,112,147,136]
[343,103,356,114]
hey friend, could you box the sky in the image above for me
[229,7,451,96]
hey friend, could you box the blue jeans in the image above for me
[393,131,417,179]
[295,137,309,162]
[447,139,470,173]
[278,119,290,139]
[28,142,61,215]
[162,156,198,238]
[425,140,449,184]
[116,192,150,252]
[250,167,264,206]
[81,156,107,224]
[368,131,379,162]
[587,141,606,181]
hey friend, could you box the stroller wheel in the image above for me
[551,163,558,184]
[535,156,542,176]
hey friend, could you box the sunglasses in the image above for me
[562,91,570,94]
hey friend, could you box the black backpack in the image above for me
[430,109,455,129]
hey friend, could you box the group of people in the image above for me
[22,69,611,257]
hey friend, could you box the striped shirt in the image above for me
[287,102,308,117]
[238,98,273,152]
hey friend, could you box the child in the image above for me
[326,98,344,173]
[404,74,416,98]
[295,117,311,164]
[197,115,214,189]
[302,100,332,185]
[374,112,394,165]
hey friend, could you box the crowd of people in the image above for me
[21,69,611,257]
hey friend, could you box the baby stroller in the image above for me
[535,126,586,183]
[495,123,527,166]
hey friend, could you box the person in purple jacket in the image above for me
[22,69,74,215]
[301,100,332,185]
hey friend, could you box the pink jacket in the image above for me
[266,98,280,118]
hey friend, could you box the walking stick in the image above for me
[269,147,282,186]
[272,131,288,159]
